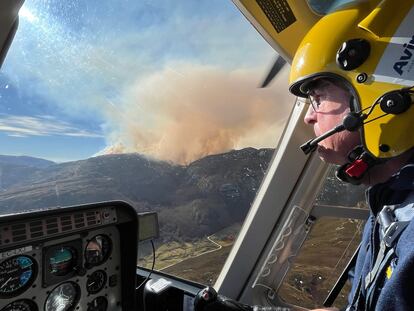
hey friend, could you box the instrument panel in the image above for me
[0,202,138,311]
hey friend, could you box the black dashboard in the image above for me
[0,201,138,311]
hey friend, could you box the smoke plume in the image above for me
[102,63,294,164]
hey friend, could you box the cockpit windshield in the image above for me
[0,0,294,285]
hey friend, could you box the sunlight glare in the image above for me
[19,6,39,23]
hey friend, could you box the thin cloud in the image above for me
[6,0,275,120]
[0,114,102,138]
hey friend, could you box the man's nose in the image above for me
[304,104,317,125]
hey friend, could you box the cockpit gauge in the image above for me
[45,281,80,311]
[86,270,107,294]
[0,255,37,297]
[1,299,38,311]
[85,235,111,267]
[49,247,76,276]
[87,296,108,311]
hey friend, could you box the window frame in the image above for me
[215,98,325,300]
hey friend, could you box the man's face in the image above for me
[304,79,361,165]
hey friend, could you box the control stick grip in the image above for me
[194,287,253,311]
[194,287,294,311]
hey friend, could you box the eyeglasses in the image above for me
[306,80,339,112]
[308,90,322,112]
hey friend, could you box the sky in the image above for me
[0,0,295,163]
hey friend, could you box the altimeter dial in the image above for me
[0,255,36,297]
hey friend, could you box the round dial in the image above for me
[85,235,111,267]
[0,255,36,297]
[86,270,107,294]
[87,296,108,311]
[49,247,76,276]
[1,299,38,311]
[45,282,79,311]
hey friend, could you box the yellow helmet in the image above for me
[289,0,414,160]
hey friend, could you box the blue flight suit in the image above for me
[347,163,414,310]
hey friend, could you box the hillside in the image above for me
[0,148,273,242]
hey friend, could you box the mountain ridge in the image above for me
[0,155,55,168]
[0,148,274,242]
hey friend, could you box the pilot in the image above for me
[288,4,414,311]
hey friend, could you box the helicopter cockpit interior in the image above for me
[2,0,399,310]
[0,201,139,311]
